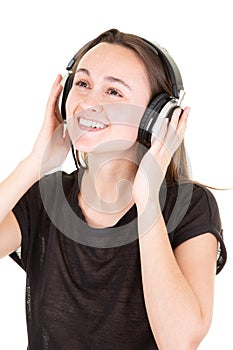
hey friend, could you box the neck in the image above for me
[79,147,139,215]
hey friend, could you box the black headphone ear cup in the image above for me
[138,92,171,146]
[61,73,75,120]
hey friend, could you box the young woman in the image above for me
[0,28,227,349]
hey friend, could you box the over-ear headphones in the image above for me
[137,39,185,146]
[60,36,185,148]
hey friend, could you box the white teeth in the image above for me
[79,117,107,129]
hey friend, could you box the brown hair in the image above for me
[72,28,190,184]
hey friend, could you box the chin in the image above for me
[74,141,138,164]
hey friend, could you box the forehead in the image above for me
[77,42,148,79]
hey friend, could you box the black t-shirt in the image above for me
[10,170,227,350]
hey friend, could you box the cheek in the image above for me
[104,103,145,129]
[109,124,139,144]
[65,91,78,118]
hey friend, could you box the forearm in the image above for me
[0,155,40,223]
[137,201,204,349]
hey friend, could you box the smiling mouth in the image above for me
[78,117,108,131]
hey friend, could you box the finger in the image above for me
[169,107,182,129]
[151,115,166,138]
[47,75,63,109]
[151,117,169,151]
[45,75,63,124]
[166,106,190,140]
[161,110,186,157]
[176,106,190,136]
[51,76,63,105]
[51,74,63,90]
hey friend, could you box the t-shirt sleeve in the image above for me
[170,185,227,274]
[9,171,76,271]
[9,184,37,271]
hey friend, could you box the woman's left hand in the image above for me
[132,106,190,212]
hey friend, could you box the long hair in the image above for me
[70,28,190,184]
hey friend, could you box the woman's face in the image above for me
[65,42,151,153]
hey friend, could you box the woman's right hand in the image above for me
[0,75,71,257]
[29,74,70,176]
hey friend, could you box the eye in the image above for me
[74,80,90,89]
[107,88,123,97]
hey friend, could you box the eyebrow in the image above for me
[75,68,132,91]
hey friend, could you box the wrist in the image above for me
[137,200,162,237]
[135,195,161,215]
[19,154,42,182]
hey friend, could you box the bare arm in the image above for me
[138,205,217,349]
[0,75,69,258]
[133,107,218,348]
[0,157,40,258]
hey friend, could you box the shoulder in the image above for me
[185,183,221,227]
[161,181,222,244]
[161,181,221,227]
[15,170,79,209]
[162,182,227,274]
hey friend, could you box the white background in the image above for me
[0,0,232,348]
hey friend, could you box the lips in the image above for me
[78,117,108,131]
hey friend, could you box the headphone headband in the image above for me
[140,38,183,98]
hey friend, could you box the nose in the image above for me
[86,104,103,113]
[79,91,103,113]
